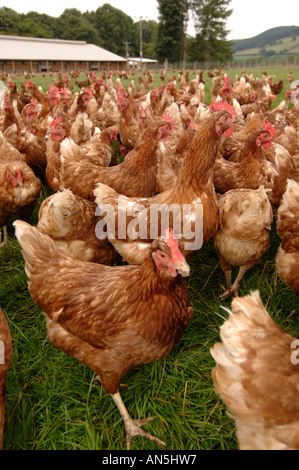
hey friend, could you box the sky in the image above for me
[1,0,298,40]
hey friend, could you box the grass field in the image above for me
[233,36,299,59]
[0,69,298,451]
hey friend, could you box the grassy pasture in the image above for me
[0,68,298,451]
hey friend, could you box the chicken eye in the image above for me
[157,250,168,259]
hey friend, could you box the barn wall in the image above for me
[0,60,124,73]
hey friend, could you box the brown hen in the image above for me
[213,128,277,194]
[14,221,192,450]
[0,160,41,246]
[214,187,273,299]
[211,291,299,450]
[49,117,173,199]
[276,179,299,295]
[0,308,12,450]
[37,190,120,265]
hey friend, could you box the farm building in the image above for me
[128,57,159,70]
[0,35,127,73]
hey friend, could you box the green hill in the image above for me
[231,25,299,59]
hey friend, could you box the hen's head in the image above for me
[108,126,118,142]
[24,99,38,120]
[7,78,17,92]
[59,87,69,104]
[221,74,232,96]
[254,122,276,149]
[157,113,175,140]
[6,168,23,187]
[26,79,35,91]
[151,229,190,278]
[255,131,272,149]
[118,84,128,99]
[150,87,160,101]
[81,88,93,103]
[138,106,147,123]
[214,111,235,138]
[3,94,13,112]
[47,85,60,105]
[117,96,128,112]
[50,117,68,141]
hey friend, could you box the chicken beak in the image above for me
[175,260,190,277]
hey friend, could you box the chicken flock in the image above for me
[0,67,298,450]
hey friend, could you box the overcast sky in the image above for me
[2,0,298,40]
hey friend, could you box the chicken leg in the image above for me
[112,392,166,450]
[0,227,8,248]
[219,265,247,300]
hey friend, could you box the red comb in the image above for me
[165,229,184,263]
[165,228,176,247]
[263,122,276,137]
[16,168,23,183]
[209,101,236,116]
[30,98,38,108]
[50,116,62,129]
[162,113,174,130]
[49,85,59,93]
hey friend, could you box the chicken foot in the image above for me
[112,392,166,450]
[219,265,247,300]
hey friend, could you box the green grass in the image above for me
[0,69,298,451]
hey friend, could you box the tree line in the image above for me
[0,1,233,66]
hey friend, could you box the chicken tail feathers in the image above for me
[210,291,275,369]
[13,220,64,278]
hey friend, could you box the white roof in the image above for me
[0,35,127,62]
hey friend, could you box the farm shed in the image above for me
[128,57,159,70]
[0,35,127,73]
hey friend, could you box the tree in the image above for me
[93,4,138,57]
[156,0,190,65]
[54,9,100,45]
[190,0,233,63]
[0,7,20,35]
[141,20,159,59]
[16,12,56,38]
